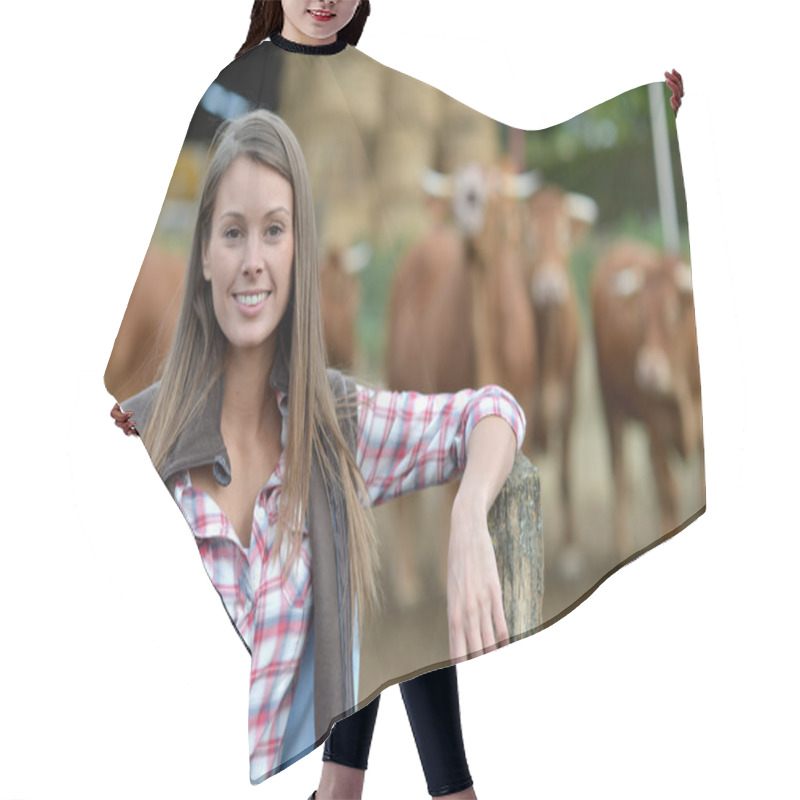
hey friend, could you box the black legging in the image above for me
[323,665,473,797]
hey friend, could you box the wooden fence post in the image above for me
[487,453,544,640]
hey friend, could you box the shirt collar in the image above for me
[159,346,291,485]
[269,32,348,56]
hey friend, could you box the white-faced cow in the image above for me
[388,162,539,424]
[520,185,597,568]
[591,239,703,557]
[384,161,539,604]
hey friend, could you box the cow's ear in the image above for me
[420,168,453,198]
[567,192,598,244]
[343,241,371,275]
[611,267,645,297]
[503,169,541,199]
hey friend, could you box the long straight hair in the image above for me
[236,1,371,58]
[143,108,379,618]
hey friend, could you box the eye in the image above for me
[223,227,242,240]
[266,223,284,238]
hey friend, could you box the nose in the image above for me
[531,263,569,307]
[242,240,264,278]
[635,345,672,394]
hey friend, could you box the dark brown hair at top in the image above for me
[236,1,371,58]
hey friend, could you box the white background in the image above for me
[1,1,798,798]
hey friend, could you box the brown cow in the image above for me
[388,162,538,422]
[521,185,597,566]
[105,246,186,402]
[385,162,539,604]
[591,239,703,557]
[319,242,369,372]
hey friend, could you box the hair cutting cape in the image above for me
[106,36,704,783]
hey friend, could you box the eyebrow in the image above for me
[219,206,291,220]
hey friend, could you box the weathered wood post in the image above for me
[487,453,543,640]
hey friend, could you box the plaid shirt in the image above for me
[171,383,525,782]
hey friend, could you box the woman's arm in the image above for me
[356,384,525,506]
[447,415,517,660]
[356,384,525,660]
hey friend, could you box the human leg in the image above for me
[315,666,475,799]
[400,665,475,798]
[315,695,381,799]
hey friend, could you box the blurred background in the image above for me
[105,48,704,700]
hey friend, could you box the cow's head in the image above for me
[421,163,540,240]
[610,255,695,397]
[525,185,598,308]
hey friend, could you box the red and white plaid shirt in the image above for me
[171,383,525,781]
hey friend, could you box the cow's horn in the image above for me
[567,193,599,224]
[343,241,372,275]
[421,169,453,198]
[611,267,644,297]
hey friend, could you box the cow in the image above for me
[319,242,370,371]
[520,185,597,572]
[384,161,539,604]
[591,239,703,557]
[105,246,186,402]
[388,162,539,423]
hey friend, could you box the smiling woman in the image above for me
[202,156,294,357]
[281,0,362,46]
[236,0,371,56]
[111,106,524,787]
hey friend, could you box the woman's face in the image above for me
[281,0,360,46]
[202,156,294,358]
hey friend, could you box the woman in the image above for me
[113,4,517,797]
[236,0,370,55]
[113,106,524,788]
[240,4,483,799]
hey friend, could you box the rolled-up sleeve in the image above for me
[356,384,526,507]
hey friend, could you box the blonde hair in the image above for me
[143,108,379,618]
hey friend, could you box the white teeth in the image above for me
[235,291,269,306]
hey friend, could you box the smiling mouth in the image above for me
[308,9,335,21]
[234,291,271,306]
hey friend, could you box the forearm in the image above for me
[447,414,517,658]
[453,415,518,517]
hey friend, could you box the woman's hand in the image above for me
[665,69,684,115]
[110,402,139,436]
[446,414,518,660]
[447,493,509,660]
